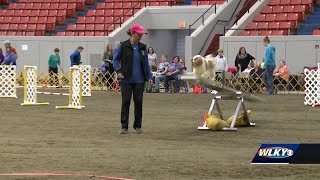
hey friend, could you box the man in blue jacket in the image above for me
[70,46,84,66]
[262,36,276,95]
[113,24,152,134]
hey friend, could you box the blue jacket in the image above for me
[70,50,81,66]
[0,53,4,64]
[113,40,152,83]
[100,64,107,74]
[264,45,276,67]
[4,51,16,65]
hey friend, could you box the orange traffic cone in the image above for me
[193,84,199,94]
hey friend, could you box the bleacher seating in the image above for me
[0,0,226,36]
[239,0,313,36]
[0,0,9,5]
[0,0,92,36]
[0,0,248,36]
[61,0,178,36]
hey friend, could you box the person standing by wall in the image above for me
[114,41,121,53]
[102,44,115,89]
[2,46,16,65]
[113,24,152,134]
[3,40,18,60]
[148,47,157,72]
[262,36,276,95]
[48,48,63,86]
[235,47,255,72]
[70,46,84,66]
[215,49,228,80]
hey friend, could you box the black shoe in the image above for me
[154,89,160,93]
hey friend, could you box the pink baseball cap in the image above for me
[130,24,147,35]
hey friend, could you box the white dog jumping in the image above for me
[191,54,216,81]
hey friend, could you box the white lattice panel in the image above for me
[79,65,91,97]
[71,68,82,108]
[24,67,37,104]
[0,65,17,98]
[304,64,320,106]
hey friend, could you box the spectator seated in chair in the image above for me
[95,64,108,87]
[164,56,183,93]
[248,60,264,92]
[239,60,255,79]
[153,54,170,93]
[273,60,290,85]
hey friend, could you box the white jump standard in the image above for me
[0,65,17,98]
[56,66,84,109]
[21,66,49,106]
[21,66,85,109]
[304,63,320,107]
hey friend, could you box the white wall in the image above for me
[0,36,109,73]
[219,36,320,74]
[148,29,177,62]
[109,6,218,45]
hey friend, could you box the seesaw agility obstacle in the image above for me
[20,65,90,109]
[180,74,259,131]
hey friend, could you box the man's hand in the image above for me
[117,73,124,79]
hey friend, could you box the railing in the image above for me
[14,70,305,94]
[188,1,223,35]
[222,28,296,36]
[222,0,260,35]
[196,0,242,55]
[105,1,141,36]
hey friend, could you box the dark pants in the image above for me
[49,67,58,86]
[164,75,181,92]
[120,82,144,130]
[263,65,276,94]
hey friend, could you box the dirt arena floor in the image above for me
[0,89,320,180]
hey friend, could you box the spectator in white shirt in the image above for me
[148,47,157,72]
[215,49,228,80]
[215,49,228,72]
